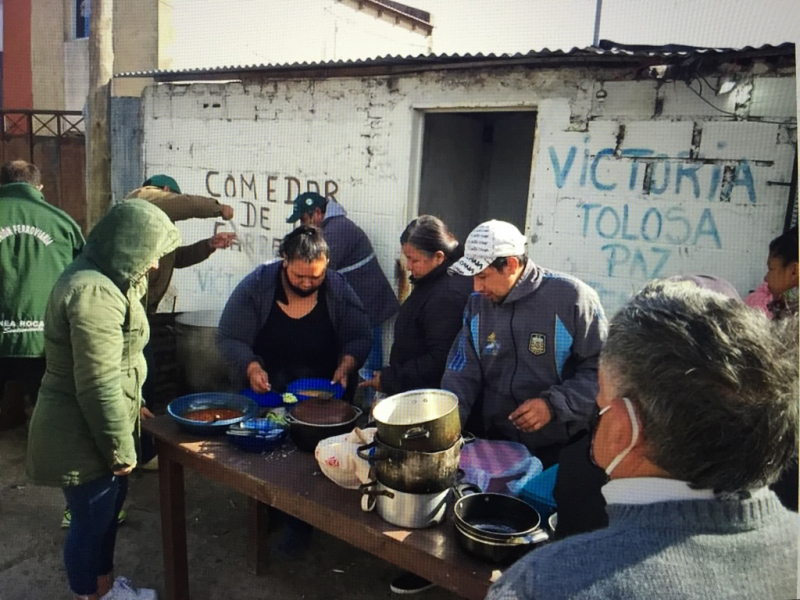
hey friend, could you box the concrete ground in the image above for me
[0,423,464,600]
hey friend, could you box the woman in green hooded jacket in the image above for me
[27,199,179,600]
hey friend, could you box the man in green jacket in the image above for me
[0,160,84,430]
[27,199,179,600]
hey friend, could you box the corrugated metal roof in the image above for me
[116,42,795,81]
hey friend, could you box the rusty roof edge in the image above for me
[115,43,795,80]
[347,0,433,30]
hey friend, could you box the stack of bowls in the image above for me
[359,389,462,529]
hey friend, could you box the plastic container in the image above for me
[515,464,559,519]
[287,378,344,401]
[239,388,285,408]
[226,418,288,453]
[167,393,258,436]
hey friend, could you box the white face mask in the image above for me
[603,397,640,477]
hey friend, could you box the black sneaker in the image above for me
[390,572,434,595]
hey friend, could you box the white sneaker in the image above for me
[101,577,158,600]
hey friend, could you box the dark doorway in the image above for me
[417,111,536,245]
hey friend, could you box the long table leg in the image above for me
[158,443,189,600]
[247,497,270,575]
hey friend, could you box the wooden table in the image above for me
[144,416,496,600]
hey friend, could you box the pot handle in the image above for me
[401,426,430,441]
[514,528,550,546]
[462,431,476,444]
[356,441,383,463]
[360,492,376,512]
[453,482,482,500]
[359,481,395,510]
[358,480,377,492]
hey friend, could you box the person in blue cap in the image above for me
[286,192,399,379]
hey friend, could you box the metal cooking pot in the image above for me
[360,480,450,529]
[452,484,549,563]
[174,310,231,393]
[371,389,460,452]
[453,519,548,564]
[285,403,363,452]
[357,436,463,494]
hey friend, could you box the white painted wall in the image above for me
[140,61,796,316]
[167,0,430,70]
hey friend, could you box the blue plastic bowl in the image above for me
[226,418,288,453]
[167,392,259,436]
[286,378,344,401]
[238,388,285,408]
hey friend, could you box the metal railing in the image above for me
[1,109,85,160]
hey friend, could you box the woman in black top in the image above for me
[361,215,473,396]
[228,225,369,401]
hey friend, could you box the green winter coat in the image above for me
[0,182,85,357]
[26,200,180,487]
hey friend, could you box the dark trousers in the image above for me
[140,342,157,463]
[0,357,46,429]
[62,475,129,595]
[552,431,609,539]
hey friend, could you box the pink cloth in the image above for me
[459,438,541,493]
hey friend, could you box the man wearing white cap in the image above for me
[443,220,607,467]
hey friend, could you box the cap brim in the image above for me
[448,256,492,276]
[286,211,302,223]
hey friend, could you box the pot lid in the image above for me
[175,309,223,327]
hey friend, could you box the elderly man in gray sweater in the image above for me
[488,280,798,600]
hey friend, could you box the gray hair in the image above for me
[601,280,798,492]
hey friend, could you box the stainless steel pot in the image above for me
[357,435,463,494]
[371,389,461,452]
[174,310,231,393]
[360,480,450,529]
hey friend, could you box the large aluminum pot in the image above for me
[357,435,463,494]
[174,310,230,393]
[360,480,450,529]
[371,389,460,452]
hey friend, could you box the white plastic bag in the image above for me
[314,427,376,489]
